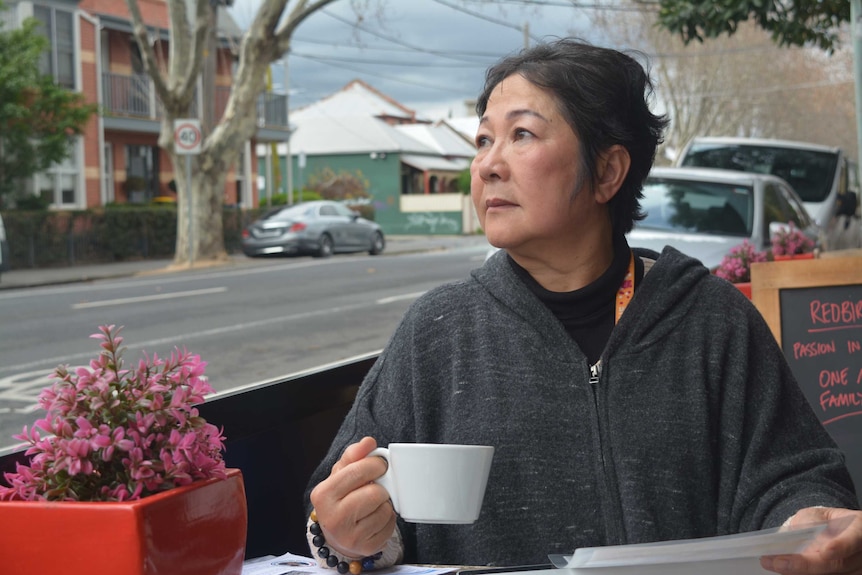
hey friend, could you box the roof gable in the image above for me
[395,122,476,158]
[442,117,480,145]
[286,116,436,156]
[291,79,418,124]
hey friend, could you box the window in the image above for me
[780,184,813,230]
[103,143,115,203]
[681,143,839,204]
[333,203,357,218]
[847,160,860,194]
[36,140,80,207]
[125,145,159,203]
[33,5,75,89]
[233,148,246,207]
[762,183,802,240]
[641,177,752,236]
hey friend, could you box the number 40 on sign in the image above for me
[174,119,202,156]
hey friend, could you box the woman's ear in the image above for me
[595,145,631,205]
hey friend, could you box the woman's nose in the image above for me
[473,143,505,181]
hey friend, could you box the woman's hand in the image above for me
[761,507,862,574]
[309,437,397,558]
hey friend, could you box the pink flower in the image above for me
[715,240,768,283]
[770,222,815,256]
[0,325,226,502]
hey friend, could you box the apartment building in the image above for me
[2,0,284,210]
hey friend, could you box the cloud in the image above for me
[229,0,594,120]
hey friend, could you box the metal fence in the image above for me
[1,207,265,270]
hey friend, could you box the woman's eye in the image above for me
[475,135,491,148]
[514,128,532,140]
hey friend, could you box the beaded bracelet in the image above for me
[309,510,382,574]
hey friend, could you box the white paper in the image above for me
[242,551,459,575]
[555,522,831,575]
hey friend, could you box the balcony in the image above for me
[101,72,290,133]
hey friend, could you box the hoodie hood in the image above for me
[471,244,715,363]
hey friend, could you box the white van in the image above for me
[676,137,861,250]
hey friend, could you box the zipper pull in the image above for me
[589,361,601,385]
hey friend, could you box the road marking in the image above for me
[71,287,227,309]
[0,258,340,301]
[0,292,423,376]
[0,369,53,413]
[376,291,425,304]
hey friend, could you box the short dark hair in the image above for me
[476,38,669,235]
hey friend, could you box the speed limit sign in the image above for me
[174,119,202,155]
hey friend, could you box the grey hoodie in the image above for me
[306,246,858,566]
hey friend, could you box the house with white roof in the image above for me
[258,80,479,235]
[443,116,481,145]
[290,79,420,125]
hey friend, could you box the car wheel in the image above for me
[369,231,385,255]
[315,234,334,258]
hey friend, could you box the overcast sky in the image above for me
[227,1,602,121]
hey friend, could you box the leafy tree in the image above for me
[592,4,857,160]
[456,168,471,195]
[306,167,370,201]
[0,5,96,203]
[654,0,850,52]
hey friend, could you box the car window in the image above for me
[267,204,315,221]
[333,203,357,218]
[319,205,339,217]
[680,143,839,204]
[641,177,752,237]
[839,160,848,196]
[780,183,812,229]
[761,183,798,239]
[848,160,860,194]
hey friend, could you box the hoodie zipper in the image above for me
[588,358,626,544]
[589,361,601,385]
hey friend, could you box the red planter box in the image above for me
[773,253,816,261]
[0,468,247,575]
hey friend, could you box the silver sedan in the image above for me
[629,166,821,271]
[241,200,385,258]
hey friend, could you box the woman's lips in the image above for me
[486,198,516,208]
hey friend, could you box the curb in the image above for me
[0,237,489,291]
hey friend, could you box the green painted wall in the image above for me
[257,152,465,235]
[386,210,463,235]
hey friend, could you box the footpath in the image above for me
[0,235,491,291]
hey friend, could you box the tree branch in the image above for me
[163,0,198,104]
[123,0,170,103]
[275,0,342,53]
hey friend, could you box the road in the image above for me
[0,242,490,451]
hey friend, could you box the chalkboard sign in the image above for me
[751,257,862,493]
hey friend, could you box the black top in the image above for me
[509,234,645,364]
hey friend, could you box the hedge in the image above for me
[1,207,267,270]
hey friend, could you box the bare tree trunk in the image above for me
[125,0,342,266]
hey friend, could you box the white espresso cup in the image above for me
[368,443,494,524]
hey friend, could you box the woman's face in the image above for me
[471,74,604,257]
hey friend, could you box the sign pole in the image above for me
[173,119,202,268]
[186,154,193,267]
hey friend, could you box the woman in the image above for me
[305,38,862,574]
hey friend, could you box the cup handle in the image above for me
[368,447,399,514]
